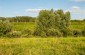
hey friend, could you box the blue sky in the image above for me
[0,0,85,20]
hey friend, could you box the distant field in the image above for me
[0,37,85,55]
[12,22,35,31]
[70,21,85,30]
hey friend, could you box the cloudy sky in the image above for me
[0,0,85,20]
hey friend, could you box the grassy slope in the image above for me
[0,37,85,55]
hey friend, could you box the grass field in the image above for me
[0,37,85,55]
[70,21,85,30]
[0,21,85,55]
[12,22,35,31]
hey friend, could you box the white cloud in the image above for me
[72,0,85,2]
[66,6,85,14]
[71,6,80,9]
[25,8,55,13]
[25,9,43,13]
[25,8,85,14]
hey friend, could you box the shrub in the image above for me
[7,31,22,38]
[0,20,12,36]
[72,29,82,37]
[21,29,32,37]
[68,29,73,36]
[40,31,47,37]
[81,29,85,36]
[61,28,73,37]
[46,28,62,37]
[33,28,46,37]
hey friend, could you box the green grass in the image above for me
[12,22,35,31]
[1,21,84,55]
[0,37,85,55]
[70,21,85,30]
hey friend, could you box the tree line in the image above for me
[0,16,36,22]
[0,16,85,23]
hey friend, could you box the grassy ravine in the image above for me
[0,37,85,55]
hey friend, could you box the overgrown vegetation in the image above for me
[33,9,71,37]
[0,9,85,37]
[0,37,85,55]
[0,20,12,36]
[0,9,85,55]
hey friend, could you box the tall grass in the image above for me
[0,37,85,55]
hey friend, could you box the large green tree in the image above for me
[34,10,55,36]
[34,9,71,37]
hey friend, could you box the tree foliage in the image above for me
[0,20,12,36]
[34,9,71,37]
[0,16,36,22]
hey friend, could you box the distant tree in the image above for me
[0,16,36,22]
[83,19,85,21]
[0,17,6,21]
[51,8,54,13]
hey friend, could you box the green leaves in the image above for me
[0,20,12,36]
[34,9,71,37]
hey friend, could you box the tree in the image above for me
[54,11,61,29]
[33,10,55,36]
[34,9,71,37]
[65,11,71,27]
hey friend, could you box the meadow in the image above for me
[70,21,85,30]
[0,37,85,55]
[0,21,85,55]
[12,22,35,31]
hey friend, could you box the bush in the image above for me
[61,28,73,37]
[7,29,32,38]
[7,31,22,38]
[0,20,12,36]
[33,29,46,37]
[21,29,32,37]
[81,29,85,36]
[72,29,82,37]
[46,28,62,37]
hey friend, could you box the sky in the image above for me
[0,0,85,20]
